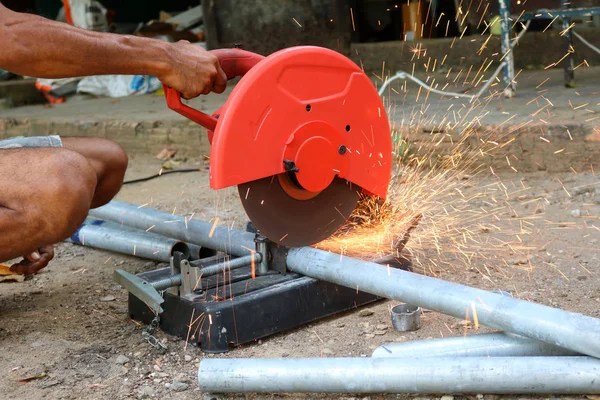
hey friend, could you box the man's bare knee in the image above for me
[90,139,128,208]
[61,137,128,208]
[106,140,128,173]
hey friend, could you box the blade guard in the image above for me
[166,46,392,200]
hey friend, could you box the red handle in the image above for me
[164,48,265,131]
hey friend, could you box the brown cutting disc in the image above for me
[238,174,361,247]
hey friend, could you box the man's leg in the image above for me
[61,137,128,208]
[0,147,97,263]
[0,135,128,273]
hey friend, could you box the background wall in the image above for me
[202,0,352,56]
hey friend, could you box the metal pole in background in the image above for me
[198,356,600,394]
[371,332,579,358]
[66,218,191,262]
[562,0,576,87]
[286,247,600,358]
[499,0,516,97]
[89,200,256,258]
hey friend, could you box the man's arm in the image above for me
[0,5,226,98]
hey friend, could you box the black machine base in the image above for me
[129,258,411,353]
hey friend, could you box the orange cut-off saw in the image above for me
[163,46,392,247]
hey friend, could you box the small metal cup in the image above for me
[390,303,421,332]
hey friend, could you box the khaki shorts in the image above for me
[0,135,62,149]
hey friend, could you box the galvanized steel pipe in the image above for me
[286,247,600,358]
[67,218,190,262]
[89,201,256,257]
[199,254,261,277]
[198,356,600,394]
[147,254,259,291]
[187,244,203,260]
[372,332,579,358]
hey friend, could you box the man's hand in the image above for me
[159,41,228,100]
[10,245,54,275]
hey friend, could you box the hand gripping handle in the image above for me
[163,48,265,131]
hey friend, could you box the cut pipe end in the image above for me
[171,242,191,260]
[391,303,421,332]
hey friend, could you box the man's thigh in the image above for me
[0,136,66,231]
[0,146,95,262]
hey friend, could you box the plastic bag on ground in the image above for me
[76,75,162,98]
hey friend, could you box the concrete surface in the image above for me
[383,63,600,172]
[0,66,598,172]
[203,0,352,56]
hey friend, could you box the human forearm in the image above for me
[0,9,169,78]
[0,4,227,98]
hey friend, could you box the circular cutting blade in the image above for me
[238,175,361,247]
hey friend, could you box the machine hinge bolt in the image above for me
[338,145,347,155]
[283,160,299,172]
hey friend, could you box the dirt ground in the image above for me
[0,147,598,400]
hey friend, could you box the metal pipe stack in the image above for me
[66,218,192,262]
[81,200,600,395]
[89,200,255,257]
[200,246,600,394]
[286,247,600,358]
